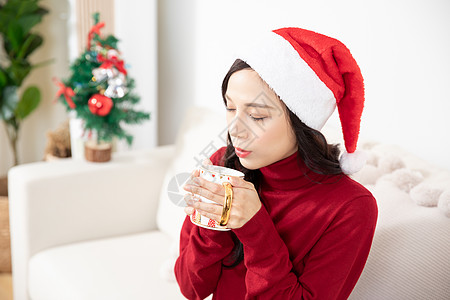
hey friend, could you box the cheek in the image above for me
[225,114,236,138]
[256,131,281,153]
[226,113,233,126]
[254,118,295,150]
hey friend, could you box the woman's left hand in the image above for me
[183,174,262,229]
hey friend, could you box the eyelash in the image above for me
[225,107,266,122]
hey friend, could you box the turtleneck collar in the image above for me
[259,151,333,190]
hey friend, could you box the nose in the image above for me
[228,114,248,140]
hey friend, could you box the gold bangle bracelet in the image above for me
[220,182,233,226]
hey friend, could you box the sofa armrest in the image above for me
[8,144,175,296]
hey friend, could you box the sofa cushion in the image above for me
[28,231,185,300]
[349,179,450,299]
[348,141,450,299]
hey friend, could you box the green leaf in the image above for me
[8,60,32,86]
[15,85,40,119]
[125,134,133,145]
[0,0,48,33]
[17,33,43,59]
[31,57,55,70]
[0,12,14,32]
[17,14,43,35]
[92,12,100,25]
[0,69,7,88]
[101,35,119,49]
[6,22,24,54]
[0,86,19,120]
[36,7,50,17]
[15,0,39,17]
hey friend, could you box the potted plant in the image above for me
[0,0,49,196]
[54,13,149,162]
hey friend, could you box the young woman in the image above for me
[175,27,378,300]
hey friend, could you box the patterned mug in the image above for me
[190,165,244,231]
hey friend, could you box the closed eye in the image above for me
[226,107,266,122]
[249,114,266,122]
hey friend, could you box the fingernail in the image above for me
[184,185,191,192]
[193,177,200,184]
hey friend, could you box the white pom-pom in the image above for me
[410,183,443,207]
[340,150,367,175]
[377,154,406,174]
[438,190,450,218]
[378,168,424,193]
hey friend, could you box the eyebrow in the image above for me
[225,95,275,109]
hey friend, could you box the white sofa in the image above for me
[8,106,450,300]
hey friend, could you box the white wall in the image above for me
[114,0,158,151]
[186,0,450,171]
[157,0,197,145]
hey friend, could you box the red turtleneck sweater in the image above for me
[175,147,377,300]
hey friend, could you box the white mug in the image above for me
[190,164,244,231]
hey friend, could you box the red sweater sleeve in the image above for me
[174,147,235,299]
[175,217,235,299]
[233,195,377,299]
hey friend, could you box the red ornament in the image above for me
[88,94,113,116]
[53,78,76,109]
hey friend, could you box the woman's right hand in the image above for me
[183,158,213,216]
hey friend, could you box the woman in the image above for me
[175,27,378,300]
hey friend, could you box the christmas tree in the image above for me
[55,13,149,145]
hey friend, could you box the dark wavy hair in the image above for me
[221,59,343,268]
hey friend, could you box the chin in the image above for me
[238,158,260,170]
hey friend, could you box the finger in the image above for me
[196,209,221,223]
[192,168,200,177]
[199,211,221,223]
[184,193,200,206]
[191,168,201,181]
[227,211,245,229]
[193,201,222,215]
[202,158,213,166]
[184,206,195,215]
[229,176,255,190]
[187,185,224,204]
[183,169,201,189]
[194,176,225,197]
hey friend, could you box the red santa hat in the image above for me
[235,27,366,175]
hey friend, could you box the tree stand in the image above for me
[84,141,112,162]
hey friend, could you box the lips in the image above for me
[235,147,252,158]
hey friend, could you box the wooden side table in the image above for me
[0,196,11,272]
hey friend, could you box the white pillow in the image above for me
[156,106,227,242]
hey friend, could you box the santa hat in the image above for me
[235,27,366,175]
